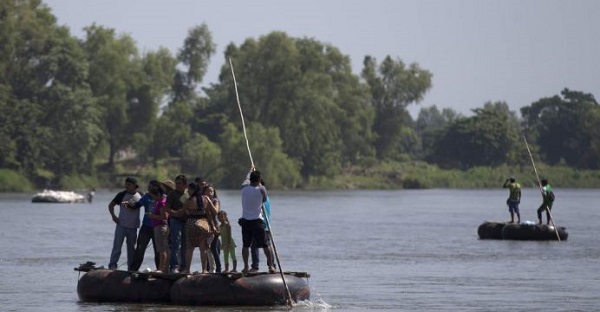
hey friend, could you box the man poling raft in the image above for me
[477,135,568,241]
[229,58,297,306]
[522,135,564,241]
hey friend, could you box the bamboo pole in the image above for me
[229,58,295,307]
[522,135,561,241]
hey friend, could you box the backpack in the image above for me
[546,190,555,202]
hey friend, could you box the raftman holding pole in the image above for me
[239,169,276,274]
[229,58,295,306]
[523,135,561,241]
[536,178,555,225]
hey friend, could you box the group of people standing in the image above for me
[107,167,274,274]
[502,176,555,225]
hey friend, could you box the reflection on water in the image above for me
[1,188,599,311]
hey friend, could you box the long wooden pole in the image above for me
[228,58,294,307]
[229,58,254,168]
[522,135,561,241]
[263,203,294,306]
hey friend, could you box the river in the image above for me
[1,188,598,311]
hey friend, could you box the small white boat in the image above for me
[31,190,87,203]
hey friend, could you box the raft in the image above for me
[75,262,310,306]
[478,221,568,241]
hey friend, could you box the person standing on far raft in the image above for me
[502,176,521,223]
[537,178,555,225]
[87,188,95,203]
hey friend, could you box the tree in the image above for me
[205,32,373,177]
[160,24,215,168]
[585,107,600,169]
[218,122,301,189]
[172,23,215,102]
[361,55,432,160]
[181,133,223,182]
[82,25,142,168]
[133,47,178,163]
[430,102,521,168]
[416,105,460,158]
[521,89,599,168]
[0,0,102,184]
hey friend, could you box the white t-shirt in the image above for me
[115,191,142,229]
[241,184,267,220]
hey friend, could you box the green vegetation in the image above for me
[303,162,600,190]
[0,169,33,192]
[1,0,600,191]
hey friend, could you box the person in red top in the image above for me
[146,185,170,273]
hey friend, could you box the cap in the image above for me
[125,177,138,188]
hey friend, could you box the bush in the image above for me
[0,169,33,192]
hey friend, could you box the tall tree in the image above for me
[205,32,373,177]
[82,25,142,168]
[217,122,301,189]
[0,0,102,184]
[171,23,215,103]
[161,24,215,170]
[430,102,521,168]
[521,89,599,168]
[133,47,178,163]
[415,105,460,159]
[361,55,432,160]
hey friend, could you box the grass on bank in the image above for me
[308,161,600,190]
[3,160,600,192]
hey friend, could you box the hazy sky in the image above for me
[44,0,600,117]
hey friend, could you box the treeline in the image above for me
[1,0,599,191]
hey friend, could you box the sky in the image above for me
[43,0,600,117]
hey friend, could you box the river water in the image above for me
[1,188,598,311]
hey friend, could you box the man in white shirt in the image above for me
[240,170,275,273]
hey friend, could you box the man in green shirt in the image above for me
[537,179,555,225]
[503,176,521,223]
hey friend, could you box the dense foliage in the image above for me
[1,0,599,190]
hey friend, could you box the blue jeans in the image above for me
[109,224,138,270]
[210,236,222,272]
[169,218,186,270]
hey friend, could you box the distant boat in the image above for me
[31,190,87,203]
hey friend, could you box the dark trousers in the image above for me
[209,236,222,272]
[169,218,186,270]
[131,225,159,271]
[251,231,274,269]
[537,204,553,222]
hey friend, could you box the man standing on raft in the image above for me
[240,168,276,274]
[503,176,521,223]
[537,178,555,225]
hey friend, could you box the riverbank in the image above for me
[3,161,600,192]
